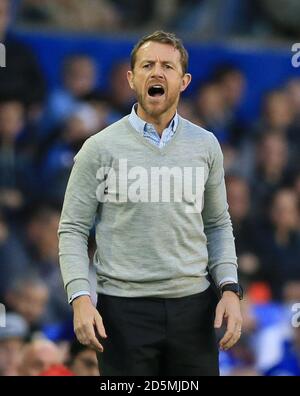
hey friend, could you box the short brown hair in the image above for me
[130,31,189,74]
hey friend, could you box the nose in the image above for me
[151,62,164,79]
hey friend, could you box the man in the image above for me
[18,339,62,376]
[0,0,45,106]
[58,31,243,376]
[0,313,28,376]
[68,340,99,376]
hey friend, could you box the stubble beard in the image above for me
[137,90,179,118]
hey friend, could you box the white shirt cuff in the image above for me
[218,277,237,287]
[69,291,91,304]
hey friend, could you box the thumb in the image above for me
[94,312,108,339]
[214,302,225,328]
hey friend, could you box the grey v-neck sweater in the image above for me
[58,115,238,301]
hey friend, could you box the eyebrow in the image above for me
[140,60,176,66]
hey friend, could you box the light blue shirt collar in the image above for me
[128,104,178,137]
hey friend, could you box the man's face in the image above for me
[65,58,96,97]
[0,338,24,376]
[0,102,25,138]
[127,42,191,118]
[11,286,49,325]
[71,349,99,376]
[19,341,61,376]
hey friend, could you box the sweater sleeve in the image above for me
[58,136,100,302]
[202,133,238,287]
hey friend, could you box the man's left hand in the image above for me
[214,291,243,351]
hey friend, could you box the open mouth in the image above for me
[148,85,165,97]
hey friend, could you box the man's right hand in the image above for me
[72,295,107,353]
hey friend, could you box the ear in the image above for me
[180,73,192,93]
[127,70,135,90]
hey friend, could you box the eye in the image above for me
[165,64,173,69]
[143,64,151,69]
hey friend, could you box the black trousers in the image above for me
[96,286,219,376]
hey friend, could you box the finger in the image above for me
[84,323,104,353]
[219,316,236,350]
[223,332,241,350]
[94,313,108,339]
[223,324,242,350]
[75,322,102,350]
[214,303,225,328]
[89,335,104,353]
[220,320,242,350]
[75,332,85,345]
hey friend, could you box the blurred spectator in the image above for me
[177,98,201,126]
[283,280,300,304]
[261,90,296,135]
[25,206,72,323]
[15,0,300,39]
[285,78,300,117]
[0,213,31,300]
[171,0,256,37]
[250,133,290,219]
[109,0,156,28]
[262,326,300,376]
[212,65,246,111]
[194,81,230,144]
[63,55,98,98]
[194,66,245,146]
[221,144,239,174]
[40,55,101,136]
[68,340,99,376]
[0,0,45,107]
[0,100,37,217]
[211,64,246,146]
[40,105,102,205]
[258,0,300,37]
[226,175,256,253]
[284,80,300,161]
[39,364,74,376]
[261,90,299,162]
[0,313,28,376]
[18,0,121,31]
[247,281,273,305]
[18,339,62,376]
[237,89,297,180]
[290,169,300,201]
[4,276,49,333]
[254,282,300,376]
[108,60,136,117]
[226,175,262,284]
[255,189,300,300]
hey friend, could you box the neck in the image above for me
[136,104,176,135]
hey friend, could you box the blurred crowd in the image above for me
[13,0,300,39]
[0,0,300,377]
